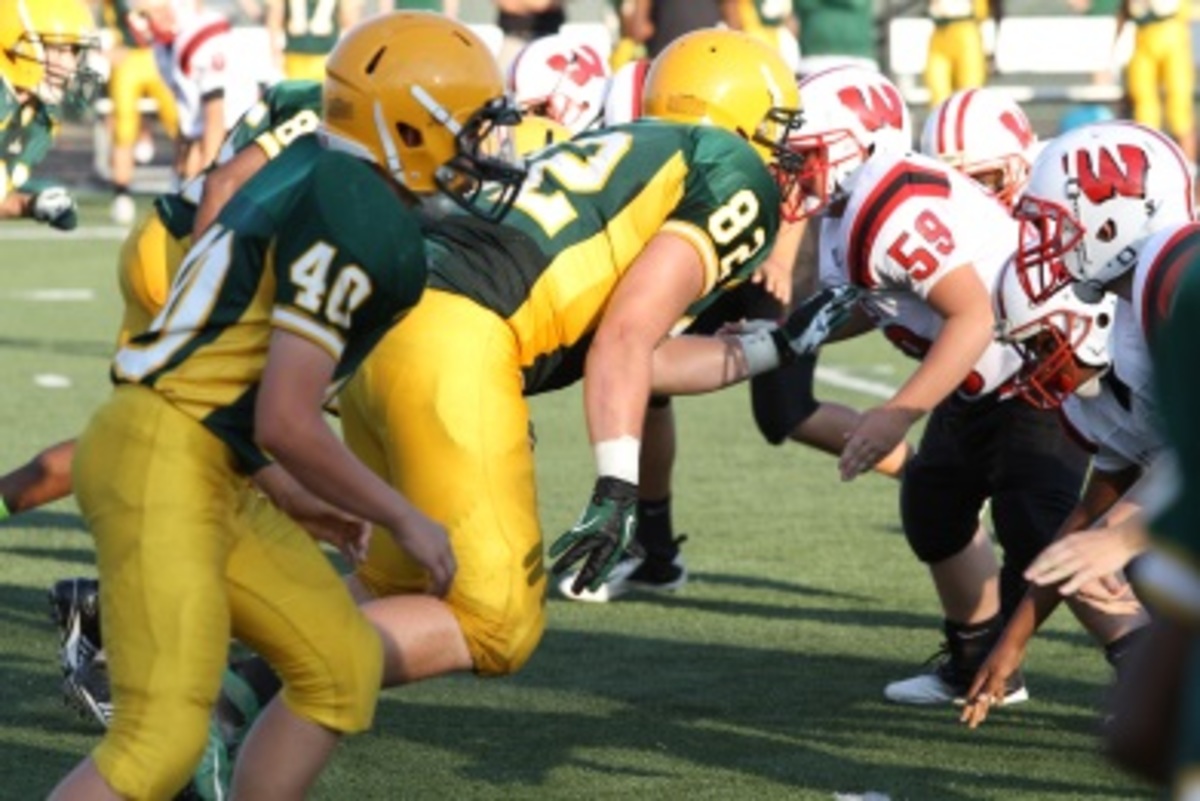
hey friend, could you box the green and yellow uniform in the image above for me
[792,0,876,70]
[103,0,178,144]
[1123,0,1194,143]
[0,83,58,204]
[729,0,797,70]
[76,134,422,799]
[344,120,780,675]
[924,0,991,106]
[280,0,344,81]
[120,79,321,344]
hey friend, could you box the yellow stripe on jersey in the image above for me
[504,151,690,370]
[273,306,346,360]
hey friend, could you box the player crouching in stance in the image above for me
[47,12,523,801]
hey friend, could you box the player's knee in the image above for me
[749,354,818,445]
[95,702,211,799]
[283,616,383,733]
[900,468,976,564]
[463,603,546,677]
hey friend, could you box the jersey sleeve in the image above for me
[183,22,232,99]
[843,160,982,299]
[223,80,323,160]
[662,127,781,295]
[269,154,427,371]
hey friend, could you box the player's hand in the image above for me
[777,285,860,360]
[839,406,918,481]
[387,508,455,597]
[31,187,78,231]
[549,477,643,594]
[751,256,795,306]
[1025,528,1140,597]
[289,491,372,566]
[960,640,1025,729]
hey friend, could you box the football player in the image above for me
[0,0,98,230]
[919,87,1038,209]
[47,13,521,800]
[961,119,1197,725]
[777,64,1091,707]
[557,64,916,603]
[336,28,807,691]
[265,0,361,82]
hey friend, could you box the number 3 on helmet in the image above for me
[321,11,527,222]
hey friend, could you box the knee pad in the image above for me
[94,702,211,800]
[457,600,546,678]
[282,613,382,734]
[900,457,982,564]
[750,352,819,445]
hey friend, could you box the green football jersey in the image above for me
[154,80,323,238]
[425,120,781,395]
[115,136,427,472]
[0,84,58,201]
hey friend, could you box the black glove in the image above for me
[773,285,861,360]
[548,477,644,594]
[31,187,78,231]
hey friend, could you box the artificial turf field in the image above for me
[0,199,1154,800]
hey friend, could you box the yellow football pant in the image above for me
[283,52,327,82]
[110,48,178,144]
[75,385,382,800]
[924,19,986,107]
[343,289,547,677]
[116,210,187,347]
[1127,17,1195,139]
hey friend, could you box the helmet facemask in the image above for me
[780,126,867,222]
[1014,194,1085,304]
[433,96,527,223]
[6,29,99,109]
[1005,307,1109,409]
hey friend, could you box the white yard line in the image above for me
[0,225,129,241]
[814,366,898,400]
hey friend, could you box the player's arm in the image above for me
[252,461,370,564]
[840,266,993,480]
[257,330,454,595]
[960,463,1144,728]
[193,144,268,238]
[265,0,286,67]
[0,192,29,219]
[199,92,226,169]
[0,439,77,518]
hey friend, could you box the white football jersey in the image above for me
[819,149,1024,399]
[154,10,261,140]
[1061,373,1162,473]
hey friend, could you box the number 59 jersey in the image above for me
[819,149,1024,399]
[425,120,781,395]
[113,135,427,472]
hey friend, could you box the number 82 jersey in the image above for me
[425,119,781,395]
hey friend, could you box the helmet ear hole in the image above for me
[396,123,422,148]
[1096,219,1117,242]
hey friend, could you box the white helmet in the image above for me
[995,256,1117,409]
[919,88,1037,208]
[785,65,912,220]
[1013,120,1195,304]
[601,57,650,127]
[506,33,611,135]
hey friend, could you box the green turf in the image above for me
[0,223,1154,799]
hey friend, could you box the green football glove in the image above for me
[549,477,644,594]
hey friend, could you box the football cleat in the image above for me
[556,550,688,603]
[62,650,113,728]
[49,577,102,677]
[883,644,1029,706]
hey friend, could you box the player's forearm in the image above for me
[194,145,268,238]
[583,332,656,482]
[650,334,755,395]
[0,439,77,515]
[886,312,991,415]
[257,410,423,536]
[0,191,31,219]
[200,98,226,168]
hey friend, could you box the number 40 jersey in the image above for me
[818,148,1024,399]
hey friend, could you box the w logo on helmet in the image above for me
[837,84,904,132]
[547,46,605,88]
[1074,145,1149,203]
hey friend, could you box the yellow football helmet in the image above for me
[641,28,802,166]
[510,115,571,159]
[322,11,526,221]
[0,0,99,106]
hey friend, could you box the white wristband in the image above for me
[736,324,784,376]
[594,436,640,484]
